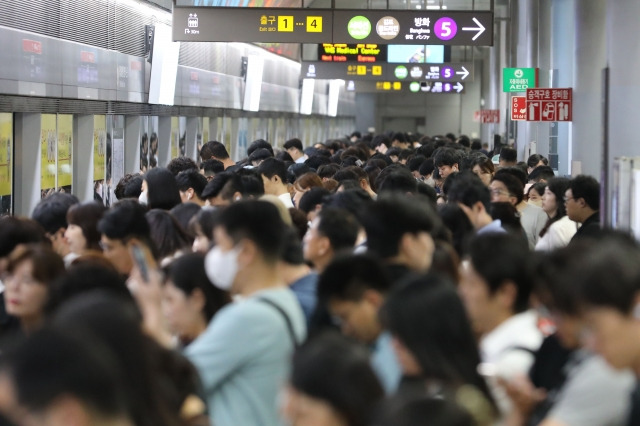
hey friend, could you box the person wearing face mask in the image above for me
[187,200,306,426]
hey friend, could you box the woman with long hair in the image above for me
[535,177,577,251]
[380,273,497,426]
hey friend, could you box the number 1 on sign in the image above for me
[307,16,322,32]
[278,16,294,32]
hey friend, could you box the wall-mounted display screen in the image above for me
[387,45,444,63]
[318,44,387,63]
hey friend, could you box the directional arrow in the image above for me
[456,66,470,80]
[454,82,464,93]
[462,17,486,41]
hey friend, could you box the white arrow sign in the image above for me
[456,66,470,80]
[454,82,464,93]
[462,17,486,41]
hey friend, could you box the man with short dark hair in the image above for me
[114,173,143,200]
[459,233,542,412]
[570,234,640,426]
[303,207,359,273]
[433,147,462,179]
[391,132,410,149]
[200,158,225,180]
[527,165,555,183]
[166,156,198,176]
[317,254,401,393]
[191,200,306,426]
[97,200,156,276]
[247,139,274,158]
[31,193,79,265]
[361,193,440,282]
[257,158,294,208]
[283,138,308,164]
[344,165,377,198]
[499,147,518,167]
[566,175,600,241]
[369,135,390,155]
[448,172,506,235]
[175,169,208,206]
[200,141,234,170]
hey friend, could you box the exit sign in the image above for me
[503,68,538,92]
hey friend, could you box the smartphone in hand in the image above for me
[132,244,150,283]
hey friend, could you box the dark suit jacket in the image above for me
[571,212,601,242]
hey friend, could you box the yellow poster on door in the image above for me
[40,114,57,191]
[57,114,72,188]
[203,117,210,145]
[171,116,179,159]
[93,115,106,181]
[0,113,12,196]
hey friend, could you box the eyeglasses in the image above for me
[490,189,512,197]
[563,196,575,203]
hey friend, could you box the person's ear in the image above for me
[237,239,257,267]
[317,235,331,256]
[190,288,206,312]
[363,289,384,309]
[497,281,518,309]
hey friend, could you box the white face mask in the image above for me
[205,245,240,291]
[138,190,148,205]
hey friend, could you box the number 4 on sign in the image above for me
[307,16,322,32]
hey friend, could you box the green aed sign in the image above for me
[503,68,538,92]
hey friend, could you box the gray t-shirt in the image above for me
[548,351,635,426]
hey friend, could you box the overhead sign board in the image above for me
[333,10,493,45]
[526,88,572,122]
[173,8,332,43]
[173,7,494,46]
[503,67,538,92]
[319,44,387,63]
[345,80,465,93]
[303,61,472,82]
[511,96,527,121]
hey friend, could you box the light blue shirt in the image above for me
[478,219,507,235]
[185,287,306,426]
[371,332,402,394]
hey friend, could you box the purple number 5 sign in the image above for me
[434,17,457,41]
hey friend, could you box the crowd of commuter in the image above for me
[0,129,638,426]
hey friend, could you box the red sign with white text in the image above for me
[22,40,42,55]
[474,109,500,123]
[511,96,527,121]
[526,88,572,122]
